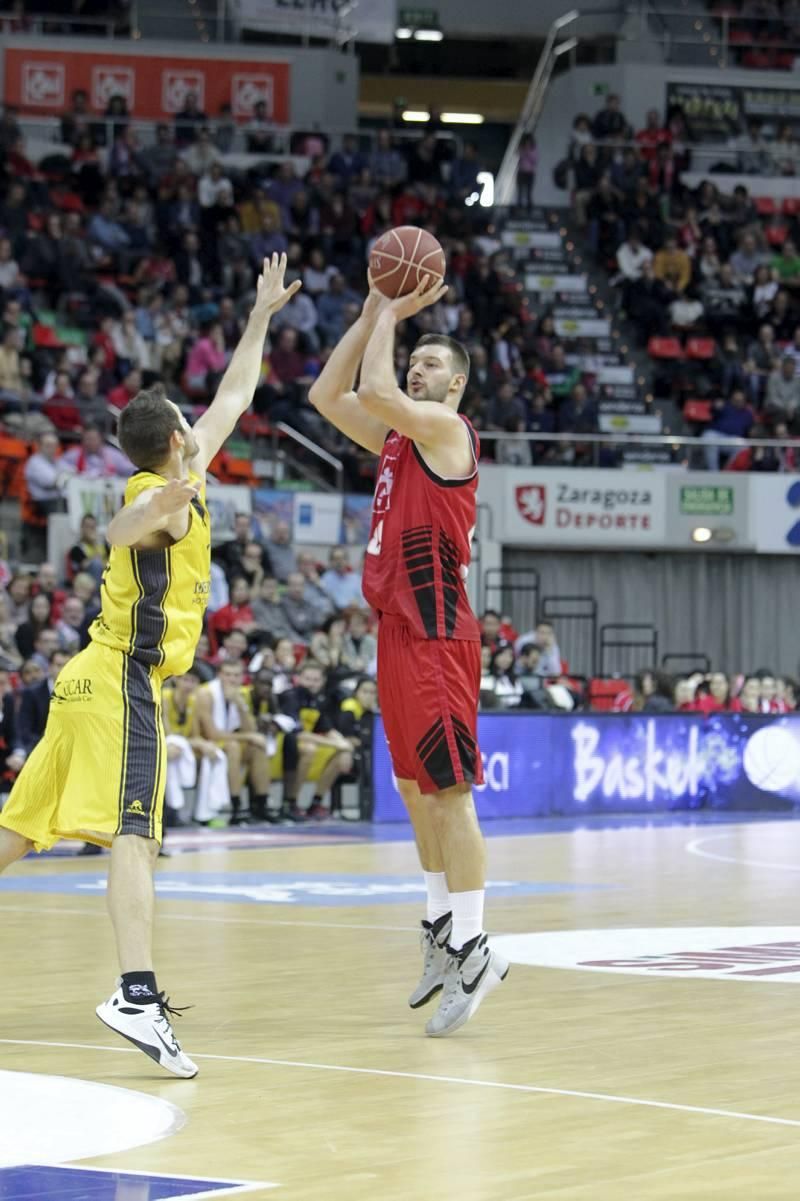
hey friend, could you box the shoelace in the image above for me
[155,994,191,1051]
[157,992,191,1019]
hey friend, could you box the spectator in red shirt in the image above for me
[108,367,142,411]
[208,576,256,653]
[689,672,731,713]
[635,108,672,163]
[42,370,82,434]
[730,676,762,713]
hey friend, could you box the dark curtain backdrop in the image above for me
[497,550,799,678]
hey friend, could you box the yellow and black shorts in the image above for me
[0,642,166,851]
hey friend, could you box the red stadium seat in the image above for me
[684,399,713,423]
[647,336,683,360]
[685,337,715,361]
[766,224,789,247]
[755,197,776,216]
[588,678,631,712]
[783,197,800,217]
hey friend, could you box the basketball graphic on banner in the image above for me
[743,725,800,793]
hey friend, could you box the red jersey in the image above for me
[363,418,480,641]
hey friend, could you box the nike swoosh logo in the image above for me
[462,958,491,996]
[152,1026,179,1058]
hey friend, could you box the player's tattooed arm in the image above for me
[307,284,392,455]
[193,253,301,471]
[106,479,199,548]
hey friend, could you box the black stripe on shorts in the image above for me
[117,656,162,838]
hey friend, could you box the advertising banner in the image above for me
[495,467,667,548]
[66,478,251,542]
[748,476,800,554]
[372,712,800,821]
[667,80,800,141]
[232,0,396,44]
[292,493,344,545]
[4,47,291,123]
[666,81,740,140]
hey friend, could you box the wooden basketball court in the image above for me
[2,816,800,1199]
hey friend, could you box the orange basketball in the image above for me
[369,225,446,299]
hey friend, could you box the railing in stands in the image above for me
[541,594,599,678]
[562,137,800,181]
[271,421,344,493]
[600,622,659,677]
[662,652,712,674]
[483,566,540,631]
[495,10,579,207]
[479,432,800,470]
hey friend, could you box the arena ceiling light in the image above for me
[402,110,431,122]
[691,527,713,544]
[395,25,413,37]
[441,112,484,124]
[413,26,443,39]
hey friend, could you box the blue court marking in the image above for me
[0,871,609,906]
[0,1165,265,1200]
[361,810,800,842]
[31,809,800,862]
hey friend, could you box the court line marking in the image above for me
[2,1038,799,1131]
[686,833,800,872]
[0,903,417,932]
[45,1164,276,1197]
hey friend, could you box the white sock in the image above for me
[423,871,450,925]
[449,890,485,950]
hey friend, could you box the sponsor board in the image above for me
[5,49,290,124]
[20,61,65,108]
[0,872,601,906]
[493,927,800,982]
[495,468,667,547]
[231,72,274,119]
[91,65,135,111]
[680,484,735,517]
[749,476,800,553]
[161,68,206,115]
[372,712,800,819]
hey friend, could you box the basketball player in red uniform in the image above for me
[309,276,508,1036]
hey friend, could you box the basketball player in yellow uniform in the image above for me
[0,254,300,1078]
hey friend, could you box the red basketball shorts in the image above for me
[376,615,484,795]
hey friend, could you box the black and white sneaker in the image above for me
[425,933,509,1037]
[96,986,198,1078]
[408,911,452,1009]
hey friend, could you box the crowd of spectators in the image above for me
[0,515,380,825]
[559,94,800,470]
[710,0,800,69]
[476,609,798,716]
[613,666,797,713]
[0,91,559,489]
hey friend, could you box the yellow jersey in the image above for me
[89,470,211,678]
[163,687,198,738]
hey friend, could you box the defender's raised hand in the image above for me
[254,252,302,317]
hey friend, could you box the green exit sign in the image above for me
[399,7,439,24]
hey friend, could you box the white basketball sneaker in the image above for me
[96,986,198,1078]
[425,933,509,1037]
[408,911,452,1009]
